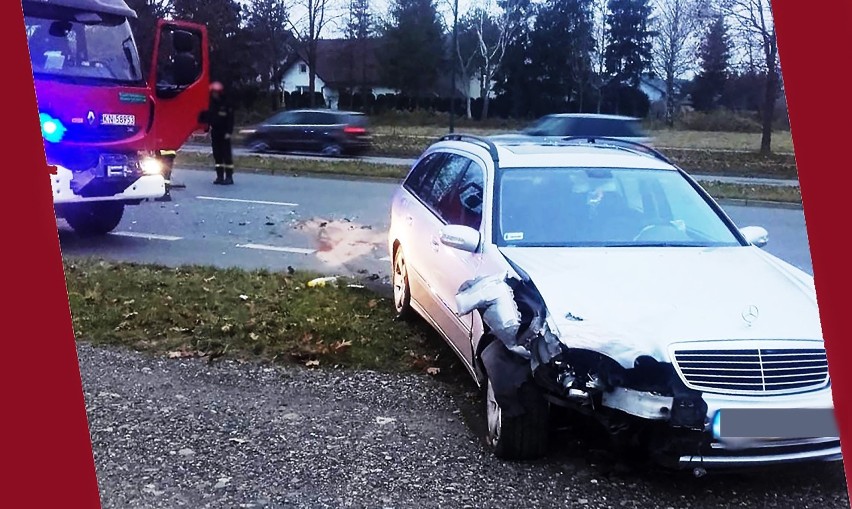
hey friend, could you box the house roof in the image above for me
[285,38,467,97]
[288,39,385,88]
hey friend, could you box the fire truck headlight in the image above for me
[140,157,163,176]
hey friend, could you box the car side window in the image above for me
[403,152,446,200]
[289,112,310,125]
[269,112,294,125]
[304,112,332,125]
[443,161,485,229]
[423,154,472,223]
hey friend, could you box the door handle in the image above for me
[405,215,414,226]
[430,237,440,251]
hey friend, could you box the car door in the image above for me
[261,111,295,150]
[411,152,486,362]
[300,111,330,151]
[397,152,448,310]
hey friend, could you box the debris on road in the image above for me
[295,218,386,268]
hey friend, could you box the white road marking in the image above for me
[236,243,315,255]
[196,196,298,207]
[111,231,183,241]
[379,256,392,262]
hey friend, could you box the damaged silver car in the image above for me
[387,134,841,472]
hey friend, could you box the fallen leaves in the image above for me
[63,259,435,373]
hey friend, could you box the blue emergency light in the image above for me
[39,113,66,143]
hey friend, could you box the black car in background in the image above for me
[240,109,372,156]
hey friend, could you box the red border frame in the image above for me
[773,0,852,501]
[4,2,101,507]
[4,0,850,506]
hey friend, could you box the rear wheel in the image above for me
[63,202,124,236]
[485,376,550,460]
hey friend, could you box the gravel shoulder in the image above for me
[80,343,849,509]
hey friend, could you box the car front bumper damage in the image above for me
[455,272,842,470]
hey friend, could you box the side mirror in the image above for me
[740,226,769,248]
[439,225,480,253]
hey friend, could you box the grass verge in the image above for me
[176,152,801,204]
[64,259,445,373]
[699,182,802,204]
[176,152,408,179]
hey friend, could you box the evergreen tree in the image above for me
[528,0,595,113]
[692,15,731,111]
[378,0,445,100]
[604,0,654,88]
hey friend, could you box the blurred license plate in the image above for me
[102,114,135,126]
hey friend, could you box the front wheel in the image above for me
[392,247,413,319]
[248,138,270,153]
[63,202,125,236]
[321,142,343,157]
[485,376,550,460]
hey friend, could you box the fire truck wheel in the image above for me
[64,202,125,236]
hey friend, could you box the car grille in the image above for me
[673,348,830,395]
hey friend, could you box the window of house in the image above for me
[299,63,307,73]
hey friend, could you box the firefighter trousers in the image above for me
[211,131,234,183]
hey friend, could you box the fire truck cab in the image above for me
[24,0,209,235]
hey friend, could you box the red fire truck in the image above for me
[24,0,209,234]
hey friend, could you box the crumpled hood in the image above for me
[499,246,823,368]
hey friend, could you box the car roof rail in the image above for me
[559,136,674,165]
[439,133,500,164]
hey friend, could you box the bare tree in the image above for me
[590,0,609,113]
[456,11,482,119]
[651,0,705,126]
[286,0,341,107]
[472,0,522,119]
[720,0,778,154]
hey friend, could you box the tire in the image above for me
[64,202,125,236]
[321,142,343,157]
[249,139,270,153]
[392,247,413,319]
[485,376,550,460]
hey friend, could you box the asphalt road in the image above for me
[58,167,814,279]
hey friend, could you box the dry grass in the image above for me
[64,258,446,373]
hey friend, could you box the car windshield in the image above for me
[24,6,143,85]
[524,116,564,135]
[495,167,742,247]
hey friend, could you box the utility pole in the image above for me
[449,0,459,133]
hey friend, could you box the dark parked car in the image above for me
[491,113,652,145]
[240,109,372,156]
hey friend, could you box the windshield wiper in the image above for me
[625,242,707,247]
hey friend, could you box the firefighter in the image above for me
[207,81,235,185]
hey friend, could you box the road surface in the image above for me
[58,168,814,278]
